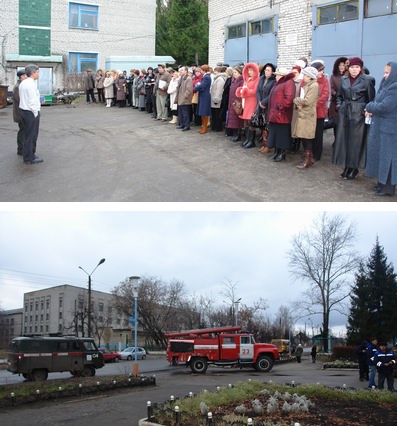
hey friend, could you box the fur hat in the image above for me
[311,60,325,71]
[233,64,244,75]
[348,57,364,68]
[302,66,318,80]
[295,59,306,69]
[273,67,289,76]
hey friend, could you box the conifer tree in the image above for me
[347,238,397,345]
[156,0,209,65]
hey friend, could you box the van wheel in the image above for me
[81,365,95,377]
[31,369,48,381]
[255,355,273,372]
[190,357,208,374]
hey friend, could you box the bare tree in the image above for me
[288,213,361,352]
[112,275,188,348]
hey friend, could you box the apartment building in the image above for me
[0,0,156,94]
[208,0,397,85]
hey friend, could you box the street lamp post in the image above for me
[129,276,140,377]
[78,258,106,338]
[234,298,241,327]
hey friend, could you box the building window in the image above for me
[68,52,98,73]
[25,304,28,312]
[227,24,246,40]
[46,313,49,320]
[19,0,51,27]
[365,0,397,17]
[46,325,49,332]
[35,302,38,310]
[46,300,50,309]
[59,298,63,308]
[41,301,44,310]
[69,2,98,30]
[59,312,63,320]
[99,303,104,312]
[318,1,359,25]
[99,316,103,323]
[19,27,51,56]
[250,18,273,35]
[30,303,33,311]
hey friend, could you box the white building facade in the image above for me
[23,284,134,350]
[0,0,156,93]
[208,0,397,85]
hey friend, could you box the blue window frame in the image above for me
[68,52,98,73]
[69,2,98,30]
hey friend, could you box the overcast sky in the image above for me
[1,206,396,337]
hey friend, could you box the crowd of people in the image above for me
[84,57,397,197]
[14,58,397,197]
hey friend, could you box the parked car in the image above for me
[118,346,146,361]
[99,349,120,363]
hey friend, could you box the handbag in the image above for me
[232,99,243,116]
[250,106,266,128]
[323,111,336,130]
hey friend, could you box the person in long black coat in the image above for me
[365,61,397,196]
[332,57,375,180]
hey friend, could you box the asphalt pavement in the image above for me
[0,100,394,202]
[0,356,369,425]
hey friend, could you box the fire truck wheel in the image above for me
[31,369,48,381]
[190,357,208,374]
[255,355,273,372]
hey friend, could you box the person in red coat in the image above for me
[267,68,295,161]
[236,62,260,148]
[310,60,330,161]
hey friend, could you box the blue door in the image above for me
[311,0,397,87]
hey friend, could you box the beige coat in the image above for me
[175,76,193,106]
[292,79,319,139]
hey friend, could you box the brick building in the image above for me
[208,0,397,85]
[0,0,156,93]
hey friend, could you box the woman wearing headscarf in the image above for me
[226,65,244,142]
[290,65,303,153]
[267,68,295,161]
[332,57,375,180]
[256,63,276,154]
[329,57,348,138]
[116,72,127,108]
[192,68,203,126]
[292,66,319,169]
[220,67,233,136]
[236,62,260,149]
[365,61,397,196]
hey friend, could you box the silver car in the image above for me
[118,346,146,361]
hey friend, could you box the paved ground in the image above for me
[0,357,371,425]
[0,100,394,202]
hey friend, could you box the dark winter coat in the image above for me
[194,73,212,117]
[227,75,244,129]
[372,349,396,375]
[365,61,397,185]
[220,76,232,122]
[267,73,295,124]
[256,74,276,122]
[116,76,126,101]
[332,73,375,168]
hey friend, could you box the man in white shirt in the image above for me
[19,64,43,164]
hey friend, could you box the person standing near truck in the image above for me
[367,337,379,388]
[373,342,396,391]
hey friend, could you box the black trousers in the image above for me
[86,89,96,102]
[20,109,40,162]
[17,121,25,154]
[313,118,325,161]
[179,105,191,129]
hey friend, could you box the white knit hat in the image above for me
[302,66,318,80]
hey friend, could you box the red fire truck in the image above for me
[165,326,279,374]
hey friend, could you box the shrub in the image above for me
[332,346,356,361]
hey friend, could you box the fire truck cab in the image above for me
[166,326,279,374]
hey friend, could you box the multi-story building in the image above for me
[208,0,397,85]
[22,284,136,350]
[0,0,156,94]
[0,308,23,347]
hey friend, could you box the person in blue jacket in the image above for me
[367,337,379,388]
[372,342,396,391]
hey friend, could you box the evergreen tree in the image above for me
[347,237,397,345]
[156,0,209,65]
